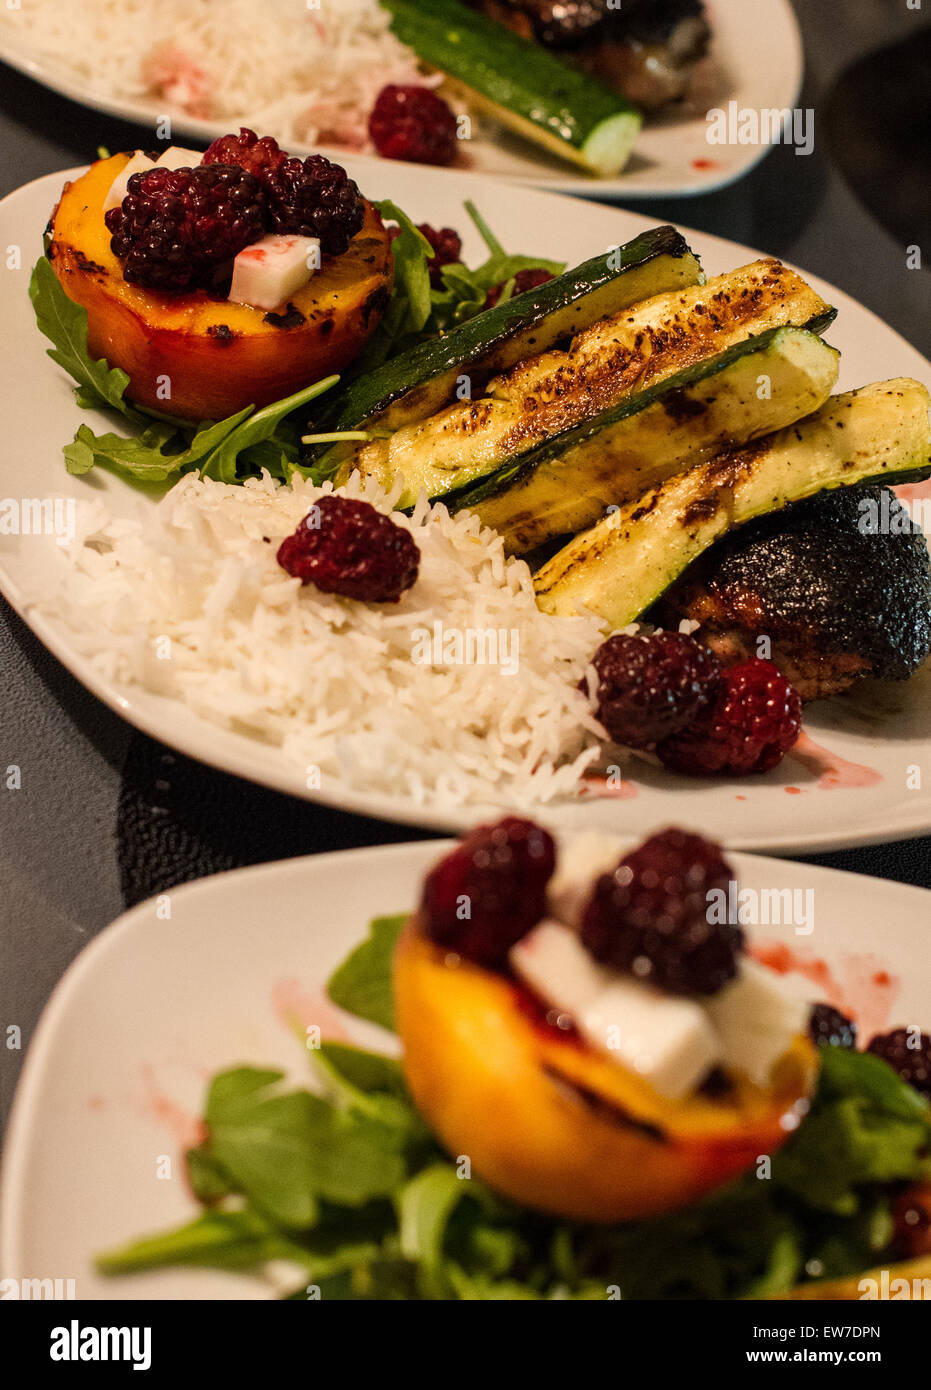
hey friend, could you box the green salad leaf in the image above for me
[29,255,138,420]
[374,199,434,340]
[428,200,564,329]
[325,913,406,1031]
[197,377,339,484]
[29,253,339,485]
[346,200,565,378]
[96,1208,309,1275]
[97,916,931,1299]
[64,413,249,483]
[200,1065,410,1229]
[769,1045,931,1215]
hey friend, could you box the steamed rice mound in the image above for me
[42,472,611,808]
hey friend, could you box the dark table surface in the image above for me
[1,0,930,1134]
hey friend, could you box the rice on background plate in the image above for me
[0,0,431,152]
[35,472,615,808]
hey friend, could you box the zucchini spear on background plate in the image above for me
[382,0,643,177]
[534,379,931,628]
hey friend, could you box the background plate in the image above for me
[1,164,930,854]
[2,839,926,1300]
[0,0,802,199]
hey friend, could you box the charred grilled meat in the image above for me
[660,486,931,702]
[469,0,711,110]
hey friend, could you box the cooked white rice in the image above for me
[37,473,614,808]
[2,0,430,151]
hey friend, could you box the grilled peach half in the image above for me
[46,153,393,420]
[394,921,818,1224]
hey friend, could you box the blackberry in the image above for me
[891,1186,931,1259]
[389,222,462,287]
[276,495,419,603]
[421,817,556,968]
[369,84,458,166]
[105,163,266,292]
[202,126,287,178]
[588,631,722,748]
[580,828,741,996]
[484,267,556,309]
[657,658,802,777]
[264,154,364,255]
[809,1003,857,1049]
[867,1028,931,1098]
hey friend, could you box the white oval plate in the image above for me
[3,167,931,854]
[0,0,801,199]
[2,839,927,1300]
[3,163,931,852]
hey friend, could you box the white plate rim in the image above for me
[0,0,803,199]
[3,166,931,855]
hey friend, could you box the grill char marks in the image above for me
[662,486,931,702]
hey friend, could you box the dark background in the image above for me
[1,0,930,1131]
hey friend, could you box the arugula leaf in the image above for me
[202,1066,408,1228]
[30,253,339,484]
[62,430,96,476]
[375,200,433,337]
[29,256,148,420]
[770,1046,931,1214]
[464,199,505,258]
[66,412,248,483]
[62,381,337,484]
[348,201,433,372]
[315,1042,406,1098]
[185,1144,235,1205]
[348,199,563,373]
[817,1041,931,1119]
[96,1207,307,1275]
[772,1097,931,1214]
[397,1164,466,1281]
[423,200,563,332]
[311,1041,427,1139]
[200,376,339,483]
[326,914,406,1030]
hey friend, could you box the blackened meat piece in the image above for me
[661,486,931,702]
[470,1,711,109]
[474,1,606,48]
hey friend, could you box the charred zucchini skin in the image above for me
[315,226,702,439]
[533,380,931,628]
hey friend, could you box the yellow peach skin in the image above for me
[394,920,818,1225]
[47,153,394,419]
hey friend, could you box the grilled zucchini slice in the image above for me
[318,226,703,439]
[534,380,931,628]
[350,259,836,509]
[466,327,840,552]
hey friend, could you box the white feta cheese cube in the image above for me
[577,977,721,1099]
[706,958,810,1088]
[228,234,320,312]
[547,831,624,929]
[103,151,156,212]
[154,145,204,170]
[509,920,612,1019]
